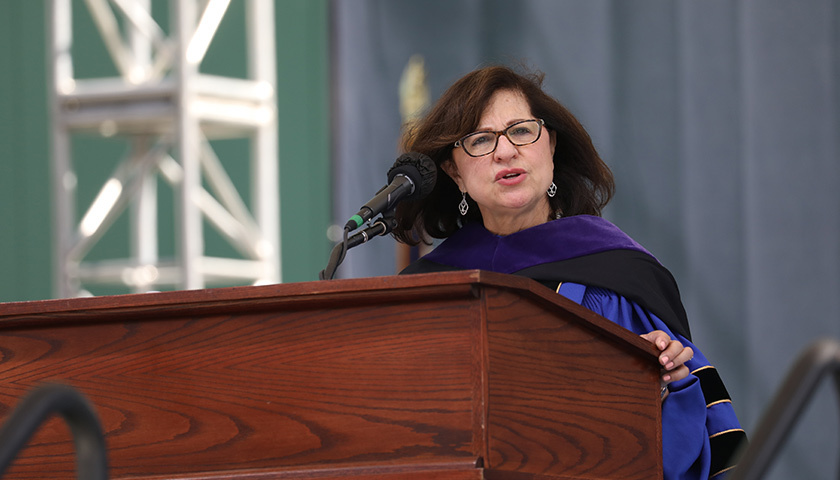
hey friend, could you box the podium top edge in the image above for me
[0,270,505,315]
[0,270,658,360]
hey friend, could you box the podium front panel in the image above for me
[0,271,661,480]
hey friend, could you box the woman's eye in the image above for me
[468,135,491,147]
[509,126,534,137]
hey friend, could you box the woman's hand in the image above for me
[640,330,694,400]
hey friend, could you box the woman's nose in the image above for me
[493,134,517,161]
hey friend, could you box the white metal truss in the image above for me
[48,0,280,297]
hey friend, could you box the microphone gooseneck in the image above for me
[321,152,436,280]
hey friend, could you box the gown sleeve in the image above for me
[557,282,745,480]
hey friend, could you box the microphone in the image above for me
[345,211,399,250]
[344,152,436,230]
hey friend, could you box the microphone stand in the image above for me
[319,210,399,281]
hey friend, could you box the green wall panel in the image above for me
[275,0,331,283]
[0,2,52,302]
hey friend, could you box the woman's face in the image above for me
[443,89,556,235]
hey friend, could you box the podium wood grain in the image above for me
[0,271,662,480]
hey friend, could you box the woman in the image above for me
[394,65,745,479]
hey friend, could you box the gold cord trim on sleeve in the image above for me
[709,428,745,439]
[710,464,737,478]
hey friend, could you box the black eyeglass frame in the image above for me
[453,118,545,157]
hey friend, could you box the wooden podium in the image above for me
[0,271,662,480]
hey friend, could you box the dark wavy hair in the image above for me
[392,65,614,246]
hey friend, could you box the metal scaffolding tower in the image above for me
[48,0,280,298]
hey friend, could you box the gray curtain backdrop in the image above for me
[331,1,840,478]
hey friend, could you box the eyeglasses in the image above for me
[453,119,545,157]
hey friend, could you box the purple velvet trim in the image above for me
[423,215,653,274]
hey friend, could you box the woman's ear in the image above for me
[549,130,557,156]
[441,160,464,191]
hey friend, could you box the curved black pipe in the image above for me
[730,339,840,480]
[0,383,108,480]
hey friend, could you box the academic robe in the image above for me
[401,215,746,479]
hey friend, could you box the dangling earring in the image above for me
[547,181,557,198]
[458,191,469,216]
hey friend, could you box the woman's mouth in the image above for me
[496,169,527,185]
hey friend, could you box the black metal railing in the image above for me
[0,383,108,480]
[730,338,840,480]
